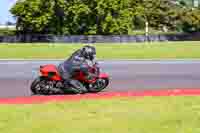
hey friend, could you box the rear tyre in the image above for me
[87,78,109,93]
[31,77,42,95]
[30,77,57,95]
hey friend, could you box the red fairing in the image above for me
[40,64,62,81]
[99,73,109,79]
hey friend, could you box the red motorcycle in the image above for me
[30,64,109,95]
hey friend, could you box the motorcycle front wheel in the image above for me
[87,78,109,93]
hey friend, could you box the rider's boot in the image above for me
[63,80,87,94]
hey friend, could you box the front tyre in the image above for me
[87,78,109,93]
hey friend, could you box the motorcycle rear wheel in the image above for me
[30,77,60,95]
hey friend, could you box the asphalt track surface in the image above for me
[0,60,200,98]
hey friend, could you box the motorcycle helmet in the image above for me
[81,45,96,60]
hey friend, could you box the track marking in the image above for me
[0,89,200,104]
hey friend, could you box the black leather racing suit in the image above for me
[58,49,95,94]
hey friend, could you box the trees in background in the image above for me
[179,8,200,32]
[10,0,200,35]
[132,0,179,31]
[11,0,134,35]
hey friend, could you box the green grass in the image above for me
[0,41,200,59]
[1,96,200,133]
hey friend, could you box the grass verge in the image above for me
[0,96,200,133]
[0,41,200,59]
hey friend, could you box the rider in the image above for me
[58,45,98,94]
